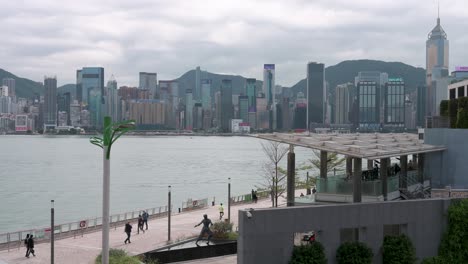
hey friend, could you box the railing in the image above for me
[316,174,407,197]
[181,198,209,212]
[0,198,210,251]
[230,190,270,205]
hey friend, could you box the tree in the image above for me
[300,150,345,192]
[257,162,287,207]
[261,141,289,207]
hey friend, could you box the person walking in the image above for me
[137,215,145,234]
[26,235,35,257]
[142,211,149,230]
[194,214,213,246]
[218,203,224,220]
[24,234,30,258]
[124,222,132,244]
[253,190,258,203]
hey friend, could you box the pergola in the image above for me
[257,132,446,203]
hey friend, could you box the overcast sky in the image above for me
[1,0,467,87]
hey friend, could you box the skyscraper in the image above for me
[246,78,256,112]
[139,72,157,98]
[263,64,275,129]
[43,77,57,128]
[238,95,249,123]
[57,92,71,125]
[220,79,233,132]
[334,83,353,124]
[201,79,212,111]
[195,66,201,101]
[306,62,325,129]
[2,78,15,98]
[104,76,120,122]
[426,11,449,117]
[384,78,405,127]
[185,89,193,130]
[77,67,104,105]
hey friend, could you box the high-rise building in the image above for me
[246,78,256,112]
[195,66,201,101]
[426,12,449,117]
[384,78,405,127]
[43,77,57,128]
[70,100,81,127]
[76,70,82,102]
[334,83,354,124]
[263,64,275,129]
[220,80,233,132]
[128,99,166,129]
[238,95,249,123]
[57,92,71,125]
[201,79,212,111]
[77,67,104,105]
[185,89,194,130]
[104,76,120,122]
[281,98,291,131]
[293,92,307,129]
[214,91,221,129]
[416,85,427,127]
[2,78,15,98]
[193,103,203,130]
[139,72,157,98]
[306,62,325,129]
[0,85,8,97]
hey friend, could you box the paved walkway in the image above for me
[0,191,298,264]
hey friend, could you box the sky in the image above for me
[1,0,467,87]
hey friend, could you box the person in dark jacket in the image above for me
[24,234,30,257]
[194,214,213,246]
[27,235,35,257]
[124,222,132,244]
[142,211,149,230]
[137,215,145,234]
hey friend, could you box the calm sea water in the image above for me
[0,135,314,233]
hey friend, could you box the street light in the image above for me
[51,200,54,264]
[90,116,135,264]
[168,185,171,241]
[228,178,231,223]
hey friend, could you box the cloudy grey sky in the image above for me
[1,0,467,87]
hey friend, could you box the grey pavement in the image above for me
[0,190,302,264]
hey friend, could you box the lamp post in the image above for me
[51,200,54,264]
[228,178,231,223]
[168,185,171,241]
[90,116,135,264]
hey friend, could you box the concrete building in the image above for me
[0,85,8,97]
[448,79,468,100]
[139,72,157,98]
[57,92,71,126]
[2,78,15,98]
[104,77,120,122]
[70,101,81,127]
[220,80,233,132]
[128,99,166,129]
[426,13,449,117]
[334,83,353,124]
[43,77,57,129]
[306,62,325,128]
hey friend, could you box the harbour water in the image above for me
[0,135,314,234]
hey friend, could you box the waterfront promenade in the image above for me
[0,192,299,264]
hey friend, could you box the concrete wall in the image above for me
[238,199,452,264]
[425,128,468,188]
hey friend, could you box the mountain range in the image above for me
[0,59,426,100]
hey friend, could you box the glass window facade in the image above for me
[385,81,405,125]
[358,81,378,125]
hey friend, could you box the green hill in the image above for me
[0,69,43,98]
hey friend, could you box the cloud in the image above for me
[0,0,467,87]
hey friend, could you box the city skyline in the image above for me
[1,0,467,87]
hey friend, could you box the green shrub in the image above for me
[421,256,448,264]
[336,242,373,264]
[95,249,140,264]
[440,100,449,117]
[212,220,234,239]
[290,241,327,264]
[448,99,458,128]
[438,199,468,262]
[382,235,417,264]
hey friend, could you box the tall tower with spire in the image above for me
[426,5,449,117]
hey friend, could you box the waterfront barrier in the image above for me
[0,198,210,251]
